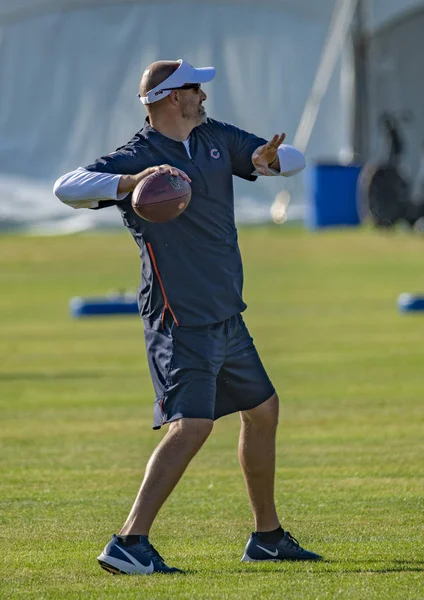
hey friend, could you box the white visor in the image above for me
[139,59,216,105]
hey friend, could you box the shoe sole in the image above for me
[241,552,322,562]
[97,553,154,575]
[98,559,125,575]
[242,554,279,563]
[97,553,183,575]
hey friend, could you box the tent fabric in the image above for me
[369,0,424,31]
[1,0,421,30]
[4,0,418,231]
[0,1,330,22]
[0,0,348,230]
[368,6,424,181]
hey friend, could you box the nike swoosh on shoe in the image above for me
[256,545,279,557]
[117,546,154,574]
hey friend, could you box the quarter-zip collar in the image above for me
[142,118,194,151]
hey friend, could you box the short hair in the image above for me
[139,60,180,98]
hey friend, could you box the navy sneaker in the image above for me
[97,534,183,575]
[242,531,322,562]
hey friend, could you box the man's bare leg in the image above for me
[120,418,213,536]
[238,394,280,532]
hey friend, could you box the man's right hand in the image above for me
[118,164,191,195]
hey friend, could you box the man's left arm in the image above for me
[217,121,305,180]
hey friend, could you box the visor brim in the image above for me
[186,66,216,84]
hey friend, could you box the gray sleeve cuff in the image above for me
[53,167,125,208]
[252,144,306,177]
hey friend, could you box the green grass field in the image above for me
[1,226,423,599]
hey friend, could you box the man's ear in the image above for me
[168,90,180,107]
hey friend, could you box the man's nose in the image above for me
[200,89,207,101]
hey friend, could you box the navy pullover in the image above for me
[84,118,267,329]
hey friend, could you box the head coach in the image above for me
[54,58,321,574]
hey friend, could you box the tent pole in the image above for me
[352,0,370,162]
[293,0,359,154]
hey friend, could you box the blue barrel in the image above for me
[398,293,424,313]
[70,295,139,317]
[306,163,362,229]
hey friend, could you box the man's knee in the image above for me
[241,393,279,428]
[169,417,214,445]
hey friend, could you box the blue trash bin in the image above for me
[306,163,362,229]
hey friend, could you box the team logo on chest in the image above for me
[210,148,220,159]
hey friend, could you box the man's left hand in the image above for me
[252,133,286,176]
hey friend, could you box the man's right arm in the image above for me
[53,155,191,210]
[53,166,160,209]
[53,147,150,209]
[53,167,123,209]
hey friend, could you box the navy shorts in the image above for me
[144,313,275,429]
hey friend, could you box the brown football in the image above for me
[132,171,192,223]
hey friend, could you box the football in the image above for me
[132,171,192,223]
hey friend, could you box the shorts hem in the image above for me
[153,413,216,430]
[215,385,276,421]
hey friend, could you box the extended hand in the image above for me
[252,133,286,176]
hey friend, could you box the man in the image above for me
[54,59,321,575]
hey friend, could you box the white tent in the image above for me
[0,0,421,231]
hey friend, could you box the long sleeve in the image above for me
[53,167,126,209]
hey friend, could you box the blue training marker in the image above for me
[70,295,139,317]
[398,293,424,313]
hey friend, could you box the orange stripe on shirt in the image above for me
[146,242,179,327]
